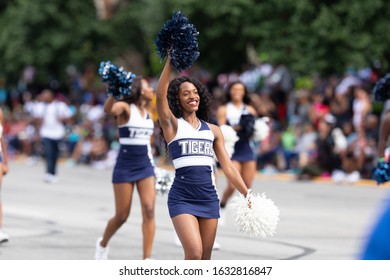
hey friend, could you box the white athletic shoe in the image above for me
[0,230,9,243]
[95,237,109,260]
[44,173,58,184]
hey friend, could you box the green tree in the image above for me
[0,0,109,84]
[2,0,390,87]
[163,0,390,76]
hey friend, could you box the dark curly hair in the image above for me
[159,76,213,162]
[167,76,213,122]
[224,81,251,105]
[120,76,143,104]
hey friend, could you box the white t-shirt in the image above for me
[86,104,104,122]
[35,101,72,140]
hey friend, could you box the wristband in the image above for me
[378,157,386,163]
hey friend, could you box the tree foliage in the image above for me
[0,0,107,83]
[1,0,390,85]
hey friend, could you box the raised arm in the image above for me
[156,57,177,142]
[103,96,129,126]
[210,123,249,196]
[103,95,116,114]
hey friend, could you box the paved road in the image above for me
[0,159,389,260]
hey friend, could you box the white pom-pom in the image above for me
[253,117,270,142]
[230,190,280,238]
[220,124,239,158]
[154,167,174,195]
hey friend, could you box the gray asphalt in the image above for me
[0,158,388,260]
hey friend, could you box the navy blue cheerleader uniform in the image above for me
[226,103,256,162]
[167,118,219,219]
[112,103,155,183]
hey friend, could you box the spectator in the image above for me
[297,114,342,180]
[352,87,372,134]
[34,89,72,183]
[294,121,317,169]
[257,119,282,172]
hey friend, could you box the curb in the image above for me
[255,172,389,188]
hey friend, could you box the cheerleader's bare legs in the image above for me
[173,214,218,260]
[136,176,156,259]
[98,176,155,259]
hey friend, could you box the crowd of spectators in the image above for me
[0,61,385,183]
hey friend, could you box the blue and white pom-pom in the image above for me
[220,124,239,158]
[154,11,200,71]
[253,117,270,142]
[230,190,280,238]
[373,160,390,185]
[373,72,390,101]
[98,61,136,100]
[155,167,175,195]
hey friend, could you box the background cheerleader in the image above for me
[216,81,258,224]
[95,62,156,260]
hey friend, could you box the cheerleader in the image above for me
[216,81,257,221]
[156,56,249,260]
[95,76,156,260]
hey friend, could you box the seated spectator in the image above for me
[89,134,109,169]
[294,121,317,168]
[251,88,278,119]
[66,123,94,166]
[67,130,109,170]
[332,146,361,184]
[364,113,379,144]
[257,119,282,172]
[352,86,372,134]
[297,114,342,180]
[342,121,358,146]
[280,126,298,171]
[308,91,329,128]
[329,90,353,128]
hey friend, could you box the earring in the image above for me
[141,91,145,95]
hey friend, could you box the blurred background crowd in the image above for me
[0,60,384,184]
[1,0,390,184]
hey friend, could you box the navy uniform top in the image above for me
[168,118,215,186]
[117,103,154,146]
